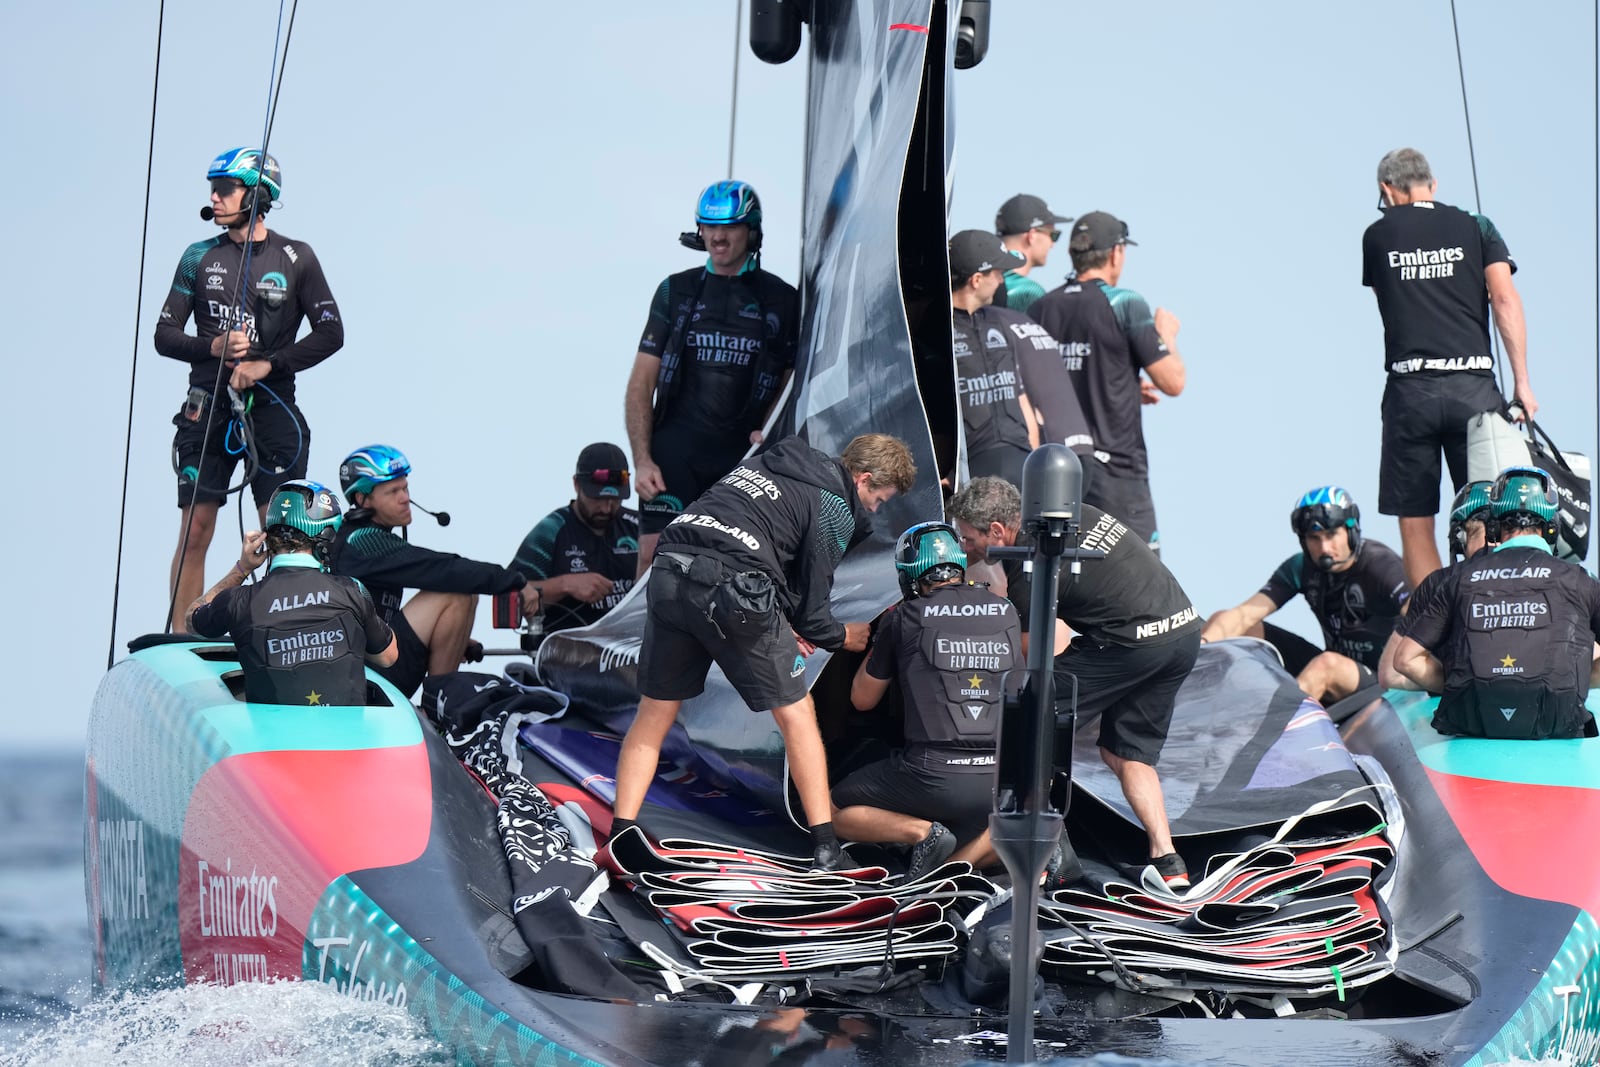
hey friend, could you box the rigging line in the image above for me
[1447,0,1508,393]
[1594,0,1598,569]
[166,0,296,633]
[109,0,169,668]
[727,0,742,179]
[265,0,300,145]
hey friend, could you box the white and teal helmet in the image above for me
[208,146,282,202]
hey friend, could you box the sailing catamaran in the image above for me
[87,2,1600,1063]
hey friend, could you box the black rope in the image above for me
[727,0,742,179]
[1447,0,1508,393]
[108,0,168,668]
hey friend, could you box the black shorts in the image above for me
[173,388,310,508]
[637,553,808,710]
[640,427,749,536]
[374,609,428,699]
[1378,374,1503,517]
[1055,630,1200,765]
[831,748,994,842]
[968,445,1027,490]
[1083,463,1159,556]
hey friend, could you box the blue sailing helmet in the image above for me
[1448,480,1493,558]
[1489,466,1558,545]
[895,521,966,599]
[1290,486,1361,556]
[207,146,282,201]
[339,445,411,503]
[265,479,342,541]
[695,180,763,230]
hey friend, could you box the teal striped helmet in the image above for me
[895,521,966,599]
[1290,486,1361,554]
[1448,480,1494,558]
[265,479,341,541]
[207,146,282,201]
[1490,466,1558,544]
[695,180,763,229]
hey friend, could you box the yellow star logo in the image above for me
[968,674,984,688]
[1500,655,1516,669]
[306,690,323,705]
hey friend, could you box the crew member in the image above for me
[835,522,1020,878]
[327,445,542,698]
[1379,480,1494,690]
[1029,211,1184,554]
[995,193,1073,314]
[949,230,1042,487]
[624,180,800,576]
[611,433,918,871]
[949,476,1199,889]
[157,147,344,631]
[1362,147,1537,589]
[1393,467,1600,739]
[1200,487,1409,703]
[186,480,396,706]
[508,442,640,642]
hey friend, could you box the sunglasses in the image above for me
[1033,227,1061,243]
[584,468,630,488]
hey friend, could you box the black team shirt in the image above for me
[1361,201,1512,380]
[1259,540,1410,669]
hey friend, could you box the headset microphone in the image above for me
[414,502,451,526]
[200,205,215,221]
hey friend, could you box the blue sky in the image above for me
[2,1,1594,749]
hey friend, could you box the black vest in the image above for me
[1434,546,1599,740]
[896,583,1020,756]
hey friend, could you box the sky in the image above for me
[1,1,1595,750]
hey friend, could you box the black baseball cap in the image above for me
[995,193,1072,236]
[575,442,630,499]
[949,230,1026,279]
[1071,210,1138,251]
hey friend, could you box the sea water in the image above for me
[0,752,1581,1066]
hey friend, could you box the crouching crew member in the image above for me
[186,480,396,705]
[1394,467,1600,739]
[835,522,1020,880]
[611,433,917,871]
[328,445,543,698]
[949,476,1200,890]
[1201,487,1409,703]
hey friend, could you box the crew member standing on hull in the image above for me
[835,522,1020,878]
[994,193,1073,314]
[1394,467,1600,740]
[1201,487,1409,703]
[156,147,344,631]
[328,445,543,699]
[1362,147,1537,590]
[508,442,640,643]
[186,480,396,706]
[949,230,1042,488]
[1029,212,1184,555]
[949,476,1200,889]
[610,433,917,871]
[624,181,800,577]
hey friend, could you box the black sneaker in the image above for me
[1147,852,1190,891]
[812,840,845,872]
[905,822,957,881]
[1042,838,1085,891]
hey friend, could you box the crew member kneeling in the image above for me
[186,480,397,705]
[1394,467,1600,739]
[835,522,1020,880]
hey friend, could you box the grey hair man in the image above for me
[1362,146,1536,590]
